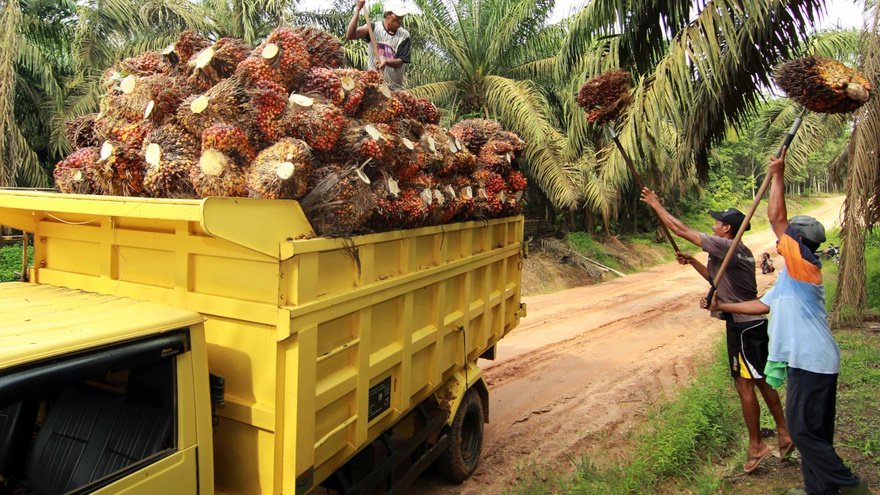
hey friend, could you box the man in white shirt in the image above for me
[346,0,413,89]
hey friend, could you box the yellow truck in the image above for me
[0,190,524,494]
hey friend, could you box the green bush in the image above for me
[0,244,33,282]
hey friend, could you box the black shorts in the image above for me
[726,319,770,380]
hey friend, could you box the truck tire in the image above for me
[437,388,484,483]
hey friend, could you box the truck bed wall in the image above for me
[0,192,523,494]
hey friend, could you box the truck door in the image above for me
[0,330,204,494]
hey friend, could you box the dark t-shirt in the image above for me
[700,233,764,323]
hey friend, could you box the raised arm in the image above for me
[640,187,702,247]
[767,148,789,240]
[709,299,771,315]
[346,0,370,40]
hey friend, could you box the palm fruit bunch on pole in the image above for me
[300,164,376,236]
[283,94,347,152]
[772,56,872,113]
[187,38,249,91]
[142,124,199,198]
[575,69,633,124]
[93,140,147,197]
[54,147,101,194]
[247,138,314,200]
[191,123,254,197]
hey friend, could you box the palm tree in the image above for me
[0,0,209,188]
[556,0,828,223]
[406,0,580,209]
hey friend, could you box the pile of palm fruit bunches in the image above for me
[57,27,528,237]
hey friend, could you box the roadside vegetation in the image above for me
[510,229,880,495]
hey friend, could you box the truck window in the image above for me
[0,331,187,495]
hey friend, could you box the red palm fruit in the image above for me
[163,30,211,71]
[505,170,527,192]
[177,77,247,136]
[187,38,249,91]
[576,69,633,124]
[449,119,504,154]
[291,26,345,69]
[96,118,154,149]
[247,138,313,200]
[117,51,169,76]
[249,80,290,142]
[477,140,516,170]
[301,164,375,237]
[284,94,348,152]
[54,147,101,194]
[93,140,147,197]
[357,83,404,125]
[201,123,256,165]
[773,56,873,113]
[413,98,440,124]
[190,154,248,197]
[302,67,345,105]
[65,114,100,148]
[142,124,199,198]
[236,56,285,88]
[253,27,311,91]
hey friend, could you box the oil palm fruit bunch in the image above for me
[163,30,212,71]
[96,118,154,149]
[178,78,247,136]
[419,124,453,170]
[357,84,404,125]
[301,164,375,236]
[192,124,251,198]
[413,98,440,125]
[773,56,872,113]
[54,147,101,194]
[449,119,504,154]
[576,69,633,124]
[65,113,100,148]
[440,145,476,177]
[341,122,395,163]
[253,27,311,91]
[249,80,290,143]
[477,140,516,171]
[236,56,286,88]
[389,134,426,183]
[376,187,428,229]
[285,94,348,152]
[142,124,199,198]
[187,38,250,91]
[201,122,256,165]
[505,170,527,196]
[302,67,345,105]
[247,138,313,200]
[117,51,170,77]
[143,75,195,125]
[292,26,345,69]
[93,140,147,197]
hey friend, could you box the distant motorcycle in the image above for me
[760,252,775,274]
[819,244,841,265]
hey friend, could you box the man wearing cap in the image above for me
[707,150,868,495]
[641,187,791,474]
[346,0,413,89]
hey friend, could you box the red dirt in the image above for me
[412,196,845,494]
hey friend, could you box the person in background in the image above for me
[346,0,413,89]
[706,148,870,495]
[640,188,792,474]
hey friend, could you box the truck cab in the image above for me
[0,283,214,494]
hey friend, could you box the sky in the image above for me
[303,0,866,30]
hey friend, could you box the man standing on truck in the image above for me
[640,188,793,474]
[706,149,870,495]
[346,0,413,89]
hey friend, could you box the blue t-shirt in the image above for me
[760,226,839,374]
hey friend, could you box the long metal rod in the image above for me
[20,233,28,282]
[708,108,806,303]
[608,127,680,253]
[362,4,384,68]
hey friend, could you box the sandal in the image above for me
[744,444,773,474]
[779,441,796,461]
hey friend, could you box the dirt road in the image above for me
[414,196,845,494]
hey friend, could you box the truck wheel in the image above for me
[437,389,484,483]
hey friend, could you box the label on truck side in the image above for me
[368,376,392,421]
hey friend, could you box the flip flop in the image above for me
[779,442,796,461]
[744,445,773,474]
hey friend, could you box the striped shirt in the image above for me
[365,21,411,89]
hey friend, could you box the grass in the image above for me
[0,243,32,282]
